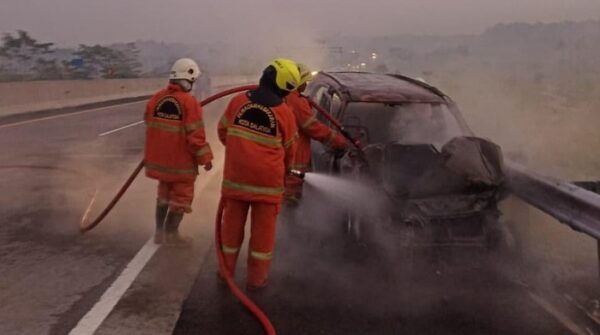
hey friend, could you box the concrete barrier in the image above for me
[0,75,256,117]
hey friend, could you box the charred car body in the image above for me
[305,72,506,249]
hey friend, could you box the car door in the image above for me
[310,88,344,174]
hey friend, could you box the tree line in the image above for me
[0,30,142,81]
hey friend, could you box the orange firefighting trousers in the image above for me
[157,181,194,213]
[219,197,280,287]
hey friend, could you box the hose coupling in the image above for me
[288,169,305,179]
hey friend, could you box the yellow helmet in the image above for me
[297,63,314,85]
[270,58,301,92]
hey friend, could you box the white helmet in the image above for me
[170,58,201,83]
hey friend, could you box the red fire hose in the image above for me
[214,199,276,335]
[78,84,276,334]
[80,161,144,232]
[79,84,257,232]
[307,98,362,150]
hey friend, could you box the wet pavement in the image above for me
[1,88,599,335]
[174,198,596,335]
[0,91,225,335]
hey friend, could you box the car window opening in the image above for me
[342,102,463,147]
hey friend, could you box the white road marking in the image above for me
[68,238,159,335]
[564,293,600,326]
[68,165,222,334]
[98,120,144,137]
[0,101,143,129]
[528,291,588,335]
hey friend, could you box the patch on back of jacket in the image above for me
[154,96,182,120]
[234,103,277,136]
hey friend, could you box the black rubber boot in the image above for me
[164,211,192,248]
[154,203,169,244]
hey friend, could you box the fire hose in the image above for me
[80,89,355,233]
[79,84,257,233]
[215,199,276,335]
[307,98,362,151]
[306,98,369,169]
[77,84,278,334]
[76,86,370,335]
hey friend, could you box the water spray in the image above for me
[75,85,377,335]
[78,84,277,334]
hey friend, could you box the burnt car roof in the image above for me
[319,71,446,104]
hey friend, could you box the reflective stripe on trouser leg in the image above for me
[220,198,250,276]
[247,202,279,287]
[169,182,195,213]
[158,181,194,213]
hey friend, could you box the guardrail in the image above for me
[506,162,600,240]
[0,75,256,117]
[505,161,600,277]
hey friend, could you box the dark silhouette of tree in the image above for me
[112,42,142,78]
[0,30,57,80]
[67,43,142,79]
[32,58,66,80]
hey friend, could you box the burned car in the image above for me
[305,72,506,250]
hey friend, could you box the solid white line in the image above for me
[0,101,143,129]
[68,238,159,335]
[67,166,221,334]
[528,291,588,335]
[99,120,144,137]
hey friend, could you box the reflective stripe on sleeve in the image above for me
[195,145,212,157]
[301,115,317,129]
[185,120,204,132]
[227,127,282,147]
[250,250,273,261]
[145,163,197,175]
[324,130,338,147]
[222,180,284,196]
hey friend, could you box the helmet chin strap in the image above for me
[170,79,194,92]
[181,80,194,92]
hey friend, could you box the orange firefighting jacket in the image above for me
[285,91,347,171]
[218,93,297,204]
[144,84,213,183]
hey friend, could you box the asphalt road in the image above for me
[0,87,597,335]
[173,195,595,335]
[0,89,227,335]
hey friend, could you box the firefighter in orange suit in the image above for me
[284,64,348,204]
[144,58,213,247]
[217,58,300,290]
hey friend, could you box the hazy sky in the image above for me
[1,0,599,46]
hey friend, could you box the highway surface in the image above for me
[0,86,598,335]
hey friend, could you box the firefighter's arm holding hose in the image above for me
[296,93,348,154]
[185,98,213,171]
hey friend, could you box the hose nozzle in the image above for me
[289,169,305,179]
